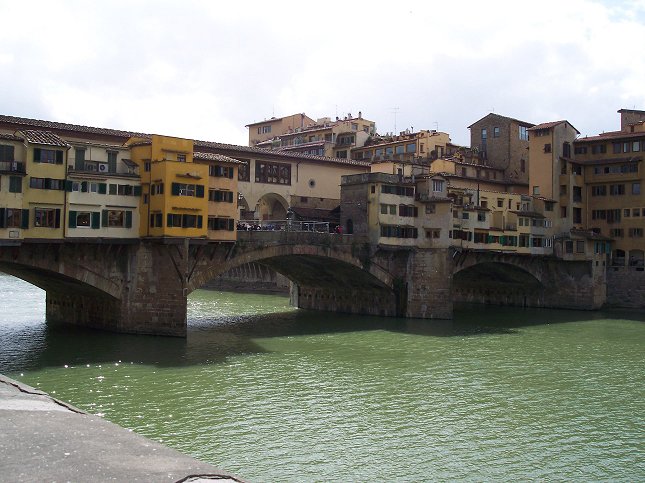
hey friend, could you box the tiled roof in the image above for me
[575,130,645,142]
[1,114,370,168]
[573,155,641,166]
[193,152,244,164]
[20,130,69,147]
[0,133,23,142]
[0,114,147,138]
[467,112,535,129]
[528,120,579,134]
[194,139,370,167]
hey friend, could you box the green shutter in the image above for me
[196,185,204,198]
[91,212,100,229]
[133,185,142,196]
[55,209,61,228]
[33,148,41,162]
[197,215,203,229]
[109,184,117,195]
[171,183,180,196]
[98,183,107,194]
[125,211,132,228]
[167,213,173,227]
[0,208,5,228]
[65,180,73,192]
[21,209,29,229]
[102,210,108,227]
[68,211,77,228]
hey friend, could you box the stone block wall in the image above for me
[606,267,645,308]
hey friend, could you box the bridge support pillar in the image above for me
[44,242,189,337]
[402,249,453,319]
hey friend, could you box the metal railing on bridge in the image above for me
[237,220,337,233]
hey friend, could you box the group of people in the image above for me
[236,220,344,234]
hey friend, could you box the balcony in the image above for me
[0,161,26,174]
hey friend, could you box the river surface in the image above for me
[0,274,643,481]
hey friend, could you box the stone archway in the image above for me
[256,193,289,221]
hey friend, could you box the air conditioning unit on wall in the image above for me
[98,163,108,172]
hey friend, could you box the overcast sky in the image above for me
[1,0,644,147]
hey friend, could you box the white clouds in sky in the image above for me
[1,0,643,146]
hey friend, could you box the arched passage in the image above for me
[453,261,543,307]
[256,193,289,221]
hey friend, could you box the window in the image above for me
[255,162,291,184]
[629,228,644,237]
[426,204,436,214]
[633,208,641,217]
[336,150,348,158]
[519,126,529,141]
[208,189,234,202]
[395,145,404,155]
[561,206,567,218]
[351,123,358,131]
[610,228,624,238]
[545,202,554,211]
[9,176,22,193]
[477,212,486,222]
[497,199,504,208]
[544,143,552,153]
[609,184,625,196]
[385,147,394,155]
[34,208,60,228]
[74,148,86,170]
[574,146,587,155]
[107,151,117,173]
[151,183,164,195]
[29,177,64,190]
[623,142,631,153]
[33,148,63,164]
[493,127,500,138]
[108,210,124,227]
[171,183,204,198]
[572,165,582,175]
[381,185,414,197]
[68,211,100,229]
[207,217,234,231]
[633,182,641,195]
[633,141,641,152]
[481,129,487,140]
[520,159,526,172]
[532,186,540,195]
[406,143,416,153]
[0,208,22,228]
[398,205,418,217]
[592,185,607,196]
[573,186,582,202]
[591,144,607,154]
[563,142,571,157]
[0,144,15,162]
[380,225,418,239]
[612,143,621,154]
[144,161,151,172]
[565,241,574,253]
[149,213,163,228]
[573,207,582,224]
[432,179,444,192]
[560,185,567,195]
[624,209,631,218]
[238,160,250,182]
[259,125,271,134]
[177,154,186,162]
[576,241,585,253]
[210,165,235,179]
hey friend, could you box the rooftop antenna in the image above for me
[434,121,439,131]
[390,107,400,133]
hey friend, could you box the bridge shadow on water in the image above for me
[4,303,643,373]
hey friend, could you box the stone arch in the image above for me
[256,193,289,221]
[628,249,644,267]
[188,243,394,294]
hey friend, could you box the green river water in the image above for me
[0,274,643,481]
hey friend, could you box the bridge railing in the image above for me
[237,220,334,233]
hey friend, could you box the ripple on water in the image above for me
[1,282,644,481]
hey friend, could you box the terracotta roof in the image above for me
[528,120,580,134]
[575,130,645,142]
[1,114,370,168]
[194,139,370,167]
[193,152,244,164]
[0,133,23,142]
[0,114,147,138]
[245,113,308,127]
[20,130,69,147]
[573,155,641,166]
[467,112,534,129]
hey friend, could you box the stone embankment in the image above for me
[0,375,243,482]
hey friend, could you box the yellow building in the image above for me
[193,152,241,242]
[0,133,28,242]
[129,135,209,239]
[246,113,315,147]
[17,130,69,240]
[353,129,450,163]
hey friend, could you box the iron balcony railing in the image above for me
[0,161,26,173]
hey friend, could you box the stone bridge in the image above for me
[0,234,606,336]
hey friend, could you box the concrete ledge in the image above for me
[0,375,243,482]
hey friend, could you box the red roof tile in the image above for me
[20,130,69,147]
